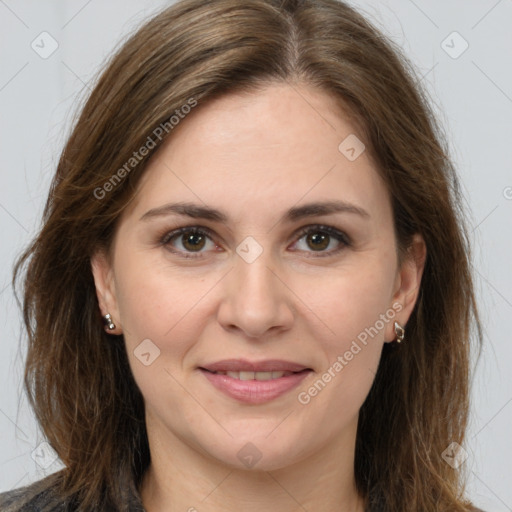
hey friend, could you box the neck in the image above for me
[139,413,366,512]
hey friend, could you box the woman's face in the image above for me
[92,82,424,471]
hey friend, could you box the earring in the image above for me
[103,313,116,330]
[394,321,405,343]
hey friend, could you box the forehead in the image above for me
[123,83,391,228]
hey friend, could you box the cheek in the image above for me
[113,248,238,385]
[308,259,395,342]
[112,250,208,367]
[296,255,396,398]
[113,259,211,409]
[115,243,196,327]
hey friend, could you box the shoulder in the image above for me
[0,472,70,512]
[0,470,146,512]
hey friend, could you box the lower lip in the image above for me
[200,369,312,404]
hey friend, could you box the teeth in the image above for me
[215,370,292,380]
[255,371,273,381]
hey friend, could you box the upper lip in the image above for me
[200,359,311,373]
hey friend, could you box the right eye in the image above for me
[160,226,221,258]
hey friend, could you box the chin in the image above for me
[201,432,308,472]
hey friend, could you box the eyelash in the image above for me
[158,224,351,260]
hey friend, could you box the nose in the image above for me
[216,249,295,339]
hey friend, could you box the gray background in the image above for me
[0,1,511,509]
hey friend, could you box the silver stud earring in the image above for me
[394,321,405,343]
[103,313,116,330]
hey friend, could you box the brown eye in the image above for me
[305,232,330,251]
[161,227,217,258]
[180,231,207,252]
[292,225,350,256]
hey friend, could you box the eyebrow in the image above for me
[140,200,370,224]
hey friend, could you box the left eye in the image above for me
[291,225,349,254]
[160,225,350,258]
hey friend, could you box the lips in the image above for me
[208,370,294,381]
[200,358,311,373]
[198,359,313,404]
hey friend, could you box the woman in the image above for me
[0,0,483,510]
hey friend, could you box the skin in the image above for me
[91,82,426,512]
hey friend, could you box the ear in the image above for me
[90,249,123,334]
[385,233,426,343]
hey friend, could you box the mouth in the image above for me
[198,360,313,404]
[200,368,310,381]
[199,358,312,374]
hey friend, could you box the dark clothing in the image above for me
[0,471,145,511]
[0,471,486,511]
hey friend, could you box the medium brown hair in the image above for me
[13,0,482,510]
